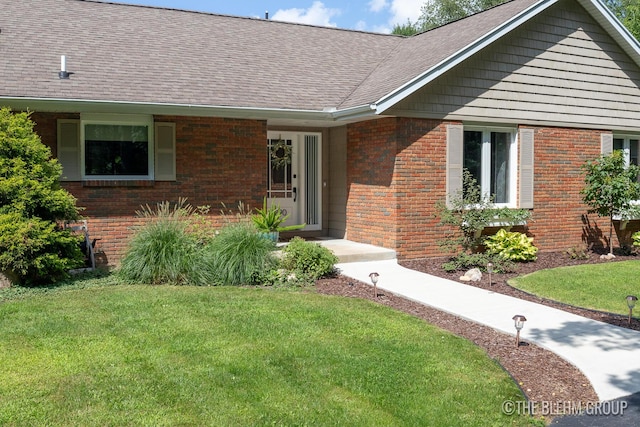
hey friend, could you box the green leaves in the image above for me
[581,150,640,253]
[438,170,531,253]
[485,229,538,262]
[0,108,83,285]
[251,197,305,233]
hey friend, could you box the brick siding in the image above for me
[29,112,632,265]
[346,119,627,260]
[32,113,267,265]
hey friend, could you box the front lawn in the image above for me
[0,278,535,426]
[510,260,640,316]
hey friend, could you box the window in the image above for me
[81,114,154,180]
[613,136,639,167]
[463,128,516,204]
[57,117,175,182]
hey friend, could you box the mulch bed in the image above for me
[316,251,639,411]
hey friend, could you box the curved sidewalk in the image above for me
[337,259,640,402]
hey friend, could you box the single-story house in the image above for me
[3,0,640,265]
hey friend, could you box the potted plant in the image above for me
[251,198,305,241]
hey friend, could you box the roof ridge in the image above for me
[80,0,403,37]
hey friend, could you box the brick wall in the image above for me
[346,118,398,249]
[32,113,267,265]
[346,118,621,260]
[526,126,614,252]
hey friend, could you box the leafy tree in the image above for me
[392,0,508,34]
[603,1,640,39]
[0,108,84,285]
[395,0,639,38]
[392,20,421,36]
[418,0,507,30]
[581,150,640,254]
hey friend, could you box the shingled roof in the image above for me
[1,0,637,119]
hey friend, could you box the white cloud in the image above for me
[368,0,388,13]
[355,20,368,31]
[388,0,423,26]
[272,1,340,27]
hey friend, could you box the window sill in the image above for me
[82,180,155,188]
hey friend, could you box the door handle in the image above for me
[293,187,297,202]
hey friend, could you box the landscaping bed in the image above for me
[318,251,639,411]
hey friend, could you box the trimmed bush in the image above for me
[484,228,538,262]
[0,213,83,285]
[205,222,278,286]
[280,237,338,282]
[0,108,83,285]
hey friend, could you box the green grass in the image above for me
[0,278,536,426]
[510,260,640,316]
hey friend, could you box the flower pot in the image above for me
[260,231,279,242]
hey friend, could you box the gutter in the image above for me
[0,96,337,122]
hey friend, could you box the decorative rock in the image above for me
[460,268,483,282]
[600,253,616,260]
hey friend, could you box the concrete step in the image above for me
[313,238,396,263]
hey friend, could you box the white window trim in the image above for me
[465,126,518,208]
[80,113,155,180]
[612,134,640,221]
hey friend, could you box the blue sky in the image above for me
[117,0,425,33]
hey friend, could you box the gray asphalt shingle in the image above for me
[0,0,540,112]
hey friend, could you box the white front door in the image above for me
[267,132,321,230]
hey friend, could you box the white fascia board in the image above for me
[0,97,336,122]
[373,0,559,114]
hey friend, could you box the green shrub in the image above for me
[118,200,216,286]
[438,170,531,253]
[0,213,84,286]
[442,252,514,273]
[280,237,339,282]
[633,231,640,248]
[0,108,83,285]
[484,228,538,262]
[205,222,277,286]
[119,216,200,286]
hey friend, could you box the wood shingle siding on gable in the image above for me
[388,0,640,131]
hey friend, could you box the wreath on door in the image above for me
[270,138,292,170]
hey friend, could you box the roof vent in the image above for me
[59,55,70,79]
[265,11,269,20]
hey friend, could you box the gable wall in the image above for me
[32,113,267,265]
[389,0,640,130]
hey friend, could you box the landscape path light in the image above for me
[369,272,379,298]
[487,262,494,286]
[626,295,637,325]
[512,315,527,348]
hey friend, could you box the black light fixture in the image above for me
[369,272,379,298]
[626,295,637,325]
[512,315,527,348]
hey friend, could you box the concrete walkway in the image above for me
[337,259,640,402]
